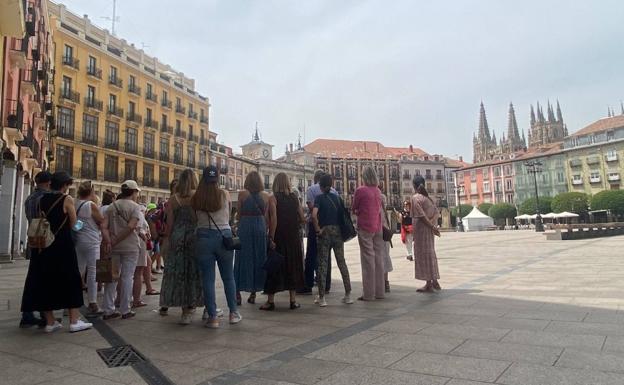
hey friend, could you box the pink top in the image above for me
[352,186,382,233]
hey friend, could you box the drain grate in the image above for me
[97,345,146,368]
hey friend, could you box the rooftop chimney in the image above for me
[409,145,414,153]
[459,156,463,162]
[289,143,294,153]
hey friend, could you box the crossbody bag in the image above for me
[206,212,241,251]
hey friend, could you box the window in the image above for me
[109,94,116,111]
[159,166,169,188]
[125,127,138,153]
[174,142,183,163]
[505,179,512,191]
[146,83,153,97]
[494,167,501,177]
[82,114,98,144]
[162,90,168,103]
[199,150,207,168]
[483,181,490,193]
[104,155,118,182]
[176,97,181,108]
[557,172,565,183]
[144,132,154,157]
[124,159,137,180]
[105,120,119,149]
[187,145,195,167]
[57,107,75,139]
[506,193,514,203]
[86,85,95,105]
[590,172,601,182]
[503,165,512,176]
[63,44,73,60]
[607,131,615,141]
[189,124,194,136]
[129,75,136,87]
[146,108,152,124]
[128,101,136,117]
[143,163,154,186]
[81,150,97,179]
[62,76,72,95]
[88,56,96,72]
[160,137,170,158]
[470,170,476,182]
[495,180,502,192]
[110,66,117,81]
[56,145,73,173]
[264,175,270,190]
[176,119,181,131]
[189,103,194,113]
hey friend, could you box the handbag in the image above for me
[325,194,356,242]
[96,258,120,283]
[381,201,393,244]
[206,212,241,251]
[263,248,285,275]
[27,194,67,249]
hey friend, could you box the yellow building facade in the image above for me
[48,3,211,202]
[563,115,624,195]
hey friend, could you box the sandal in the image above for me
[289,301,300,310]
[247,293,256,304]
[145,289,160,296]
[259,302,275,311]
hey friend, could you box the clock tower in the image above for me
[241,126,274,160]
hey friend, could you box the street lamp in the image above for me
[452,177,465,232]
[525,160,544,232]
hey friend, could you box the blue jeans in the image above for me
[304,223,331,291]
[196,228,238,318]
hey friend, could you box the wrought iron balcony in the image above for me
[161,125,173,135]
[86,66,102,79]
[200,115,208,124]
[188,133,198,142]
[143,148,155,159]
[159,180,170,189]
[144,120,159,130]
[62,56,79,70]
[104,140,119,151]
[175,129,187,139]
[161,99,172,109]
[188,111,198,120]
[174,155,183,164]
[124,142,138,155]
[145,92,158,103]
[126,112,143,125]
[159,153,170,162]
[109,76,123,88]
[175,105,186,115]
[128,84,142,96]
[59,88,80,103]
[143,177,155,188]
[104,172,120,183]
[82,134,98,146]
[84,97,103,111]
[107,106,124,118]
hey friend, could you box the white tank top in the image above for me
[197,194,230,230]
[74,199,102,244]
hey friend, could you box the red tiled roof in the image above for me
[304,139,430,160]
[444,157,471,168]
[572,115,624,137]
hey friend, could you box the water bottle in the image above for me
[72,219,84,231]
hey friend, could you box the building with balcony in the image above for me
[48,3,211,203]
[0,0,54,262]
[563,114,624,195]
[512,143,568,204]
[455,154,518,207]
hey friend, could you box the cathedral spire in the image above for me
[547,100,556,122]
[530,105,536,126]
[478,102,492,141]
[507,102,521,141]
[556,100,563,122]
[253,122,260,141]
[536,102,545,123]
[522,129,527,148]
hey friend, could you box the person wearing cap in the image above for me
[21,171,93,333]
[192,166,242,328]
[159,169,203,324]
[101,180,143,320]
[20,171,52,328]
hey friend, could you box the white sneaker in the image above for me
[202,308,224,320]
[69,319,92,333]
[314,295,320,304]
[229,311,242,324]
[179,313,192,325]
[44,321,63,333]
[318,297,327,307]
[342,294,354,304]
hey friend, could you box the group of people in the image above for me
[18,164,442,333]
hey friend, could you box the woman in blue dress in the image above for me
[235,171,271,305]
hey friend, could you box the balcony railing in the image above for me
[143,148,155,159]
[58,87,80,104]
[128,84,142,96]
[62,56,79,70]
[390,172,399,180]
[435,174,444,180]
[144,120,159,130]
[605,153,618,162]
[159,153,170,162]
[86,66,102,79]
[220,167,228,175]
[175,105,186,114]
[145,93,158,103]
[200,115,208,124]
[109,76,123,88]
[80,167,97,180]
[84,97,103,111]
[143,177,155,187]
[104,141,119,151]
[104,172,120,183]
[174,155,183,164]
[569,159,582,167]
[82,135,98,146]
[107,106,124,118]
[188,133,198,142]
[161,125,173,135]
[425,174,433,180]
[124,143,138,155]
[402,174,411,180]
[159,180,170,189]
[161,99,172,109]
[188,111,198,120]
[608,173,620,181]
[175,129,187,139]
[187,160,196,168]
[589,176,601,183]
[126,112,143,125]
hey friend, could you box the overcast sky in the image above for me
[58,0,624,159]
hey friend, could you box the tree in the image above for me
[518,196,553,215]
[488,203,517,221]
[451,204,473,217]
[591,190,624,218]
[478,203,493,215]
[551,192,589,214]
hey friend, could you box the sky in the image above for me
[57,0,624,160]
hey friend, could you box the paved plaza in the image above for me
[1,231,624,385]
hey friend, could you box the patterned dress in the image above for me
[160,196,203,307]
[410,193,440,281]
[234,192,267,292]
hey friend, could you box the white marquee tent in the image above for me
[463,207,495,231]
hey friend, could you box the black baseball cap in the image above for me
[51,171,73,186]
[202,165,219,183]
[34,171,52,184]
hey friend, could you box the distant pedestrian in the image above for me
[21,171,93,333]
[400,200,414,261]
[235,171,270,305]
[263,173,306,310]
[74,180,105,316]
[352,166,385,301]
[380,191,393,293]
[192,166,242,328]
[410,175,441,292]
[101,180,143,320]
[311,174,353,307]
[159,170,203,324]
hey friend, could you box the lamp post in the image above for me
[525,160,544,232]
[452,174,465,232]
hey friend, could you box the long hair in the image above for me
[362,166,379,187]
[272,173,291,194]
[412,175,429,197]
[192,176,224,213]
[244,171,263,193]
[176,169,198,198]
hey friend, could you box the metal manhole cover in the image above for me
[97,345,146,368]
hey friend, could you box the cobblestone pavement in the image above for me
[1,231,624,385]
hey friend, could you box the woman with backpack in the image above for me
[21,171,93,333]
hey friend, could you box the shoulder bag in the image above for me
[206,212,241,251]
[325,194,356,242]
[27,194,67,250]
